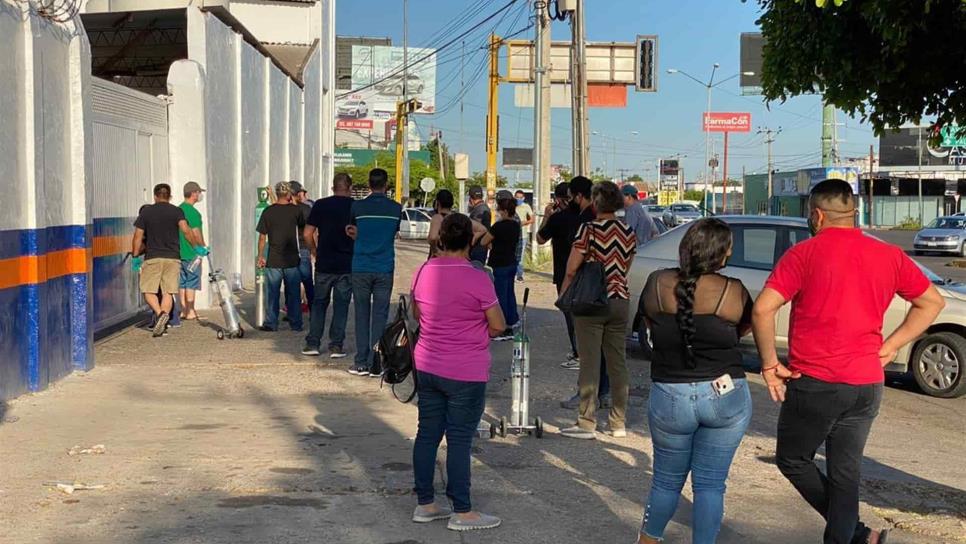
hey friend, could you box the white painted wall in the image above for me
[185,6,325,292]
[0,1,26,231]
[229,0,317,45]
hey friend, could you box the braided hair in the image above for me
[675,218,733,366]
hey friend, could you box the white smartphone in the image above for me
[712,374,735,396]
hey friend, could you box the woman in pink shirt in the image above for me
[410,213,506,532]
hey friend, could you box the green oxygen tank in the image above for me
[254,187,270,327]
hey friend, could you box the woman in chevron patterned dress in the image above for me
[559,180,637,440]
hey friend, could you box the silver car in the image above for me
[662,203,703,227]
[914,216,966,256]
[628,215,966,398]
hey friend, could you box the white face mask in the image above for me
[197,192,204,203]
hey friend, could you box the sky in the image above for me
[336,0,879,185]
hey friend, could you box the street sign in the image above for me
[704,112,752,132]
[658,190,679,206]
[420,177,436,193]
[634,35,658,92]
[709,157,719,168]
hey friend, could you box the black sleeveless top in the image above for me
[641,269,752,383]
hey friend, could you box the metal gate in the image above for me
[90,77,170,334]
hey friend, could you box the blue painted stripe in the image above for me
[93,217,136,237]
[0,225,88,259]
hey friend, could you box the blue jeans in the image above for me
[298,249,314,305]
[516,235,527,279]
[351,272,394,366]
[264,266,303,331]
[492,265,519,327]
[305,272,352,349]
[642,379,752,543]
[413,371,487,513]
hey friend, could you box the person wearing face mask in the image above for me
[178,181,207,321]
[514,190,534,282]
[753,180,945,544]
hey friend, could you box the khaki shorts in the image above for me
[140,258,181,295]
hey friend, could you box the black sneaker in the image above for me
[258,325,276,332]
[368,367,384,378]
[347,365,369,376]
[329,346,347,359]
[301,345,321,356]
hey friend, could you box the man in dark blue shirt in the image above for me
[346,168,402,376]
[302,173,355,358]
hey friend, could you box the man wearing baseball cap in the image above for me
[467,186,491,265]
[289,181,315,311]
[178,181,207,321]
[620,184,656,246]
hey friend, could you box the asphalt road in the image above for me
[873,229,966,283]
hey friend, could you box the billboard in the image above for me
[659,159,680,190]
[703,112,752,132]
[880,126,966,167]
[336,45,436,148]
[503,147,533,168]
[739,33,763,95]
[797,167,859,194]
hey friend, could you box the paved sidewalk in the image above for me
[1,241,963,543]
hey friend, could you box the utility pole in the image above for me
[569,0,589,176]
[485,34,501,203]
[459,40,465,155]
[821,104,836,167]
[401,0,410,202]
[868,144,875,228]
[758,126,781,215]
[532,0,551,260]
[918,125,924,225]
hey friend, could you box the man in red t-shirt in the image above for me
[752,179,944,544]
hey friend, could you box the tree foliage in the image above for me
[754,0,966,135]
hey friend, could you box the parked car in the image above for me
[337,100,368,118]
[914,216,966,256]
[628,215,966,398]
[375,73,425,96]
[645,205,668,230]
[662,203,703,227]
[399,207,432,239]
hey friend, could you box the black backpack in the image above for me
[375,295,419,403]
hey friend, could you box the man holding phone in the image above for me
[753,179,944,544]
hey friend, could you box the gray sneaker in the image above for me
[301,345,321,356]
[447,512,502,531]
[412,503,453,523]
[560,426,596,440]
[152,312,169,337]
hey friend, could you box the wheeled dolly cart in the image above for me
[204,255,245,340]
[490,288,544,439]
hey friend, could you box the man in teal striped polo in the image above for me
[345,168,402,377]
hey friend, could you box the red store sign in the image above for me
[703,112,751,133]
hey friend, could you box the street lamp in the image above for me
[667,66,755,213]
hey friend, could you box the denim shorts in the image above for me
[179,259,202,290]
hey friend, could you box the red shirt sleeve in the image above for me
[895,250,931,301]
[764,245,805,301]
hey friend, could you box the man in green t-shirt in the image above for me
[179,181,207,320]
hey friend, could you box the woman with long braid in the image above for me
[636,218,754,544]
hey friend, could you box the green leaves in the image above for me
[756,0,966,135]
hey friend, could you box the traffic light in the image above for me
[635,35,658,92]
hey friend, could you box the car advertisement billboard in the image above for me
[336,45,437,147]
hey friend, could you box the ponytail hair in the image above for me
[675,218,733,365]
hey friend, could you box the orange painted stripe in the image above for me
[93,235,129,258]
[0,249,89,290]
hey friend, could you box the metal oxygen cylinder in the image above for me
[254,187,270,328]
[510,288,530,427]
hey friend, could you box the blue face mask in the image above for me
[516,198,524,205]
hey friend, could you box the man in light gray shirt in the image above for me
[621,184,656,246]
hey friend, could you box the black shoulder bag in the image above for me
[554,223,610,316]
